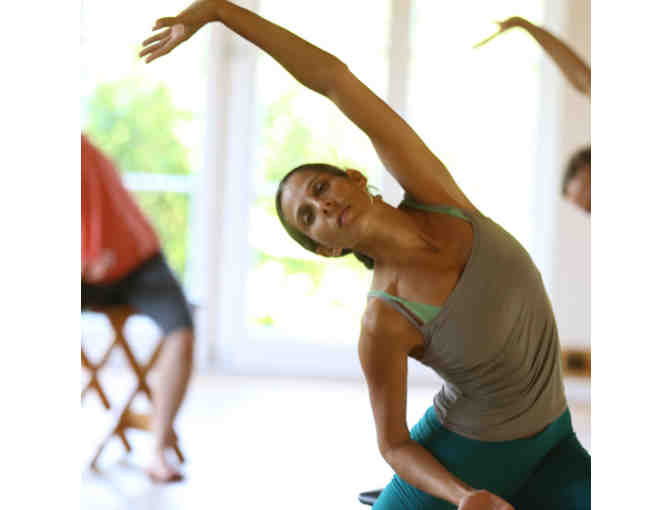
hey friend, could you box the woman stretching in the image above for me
[140,2,590,508]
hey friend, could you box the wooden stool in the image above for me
[81,305,185,469]
[561,348,591,378]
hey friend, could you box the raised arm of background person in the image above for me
[359,300,515,510]
[474,16,590,98]
[140,0,477,211]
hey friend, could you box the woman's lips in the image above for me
[338,205,351,227]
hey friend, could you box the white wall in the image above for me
[536,0,591,349]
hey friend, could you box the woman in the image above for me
[140,2,590,508]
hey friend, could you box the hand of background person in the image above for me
[458,490,515,510]
[82,249,116,283]
[495,16,529,32]
[473,16,529,49]
[139,0,221,63]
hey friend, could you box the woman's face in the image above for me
[565,164,591,213]
[280,169,372,253]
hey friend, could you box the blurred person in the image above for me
[81,133,194,483]
[475,16,591,214]
[140,2,590,508]
[562,145,590,213]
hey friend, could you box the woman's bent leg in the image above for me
[510,433,591,510]
[371,406,583,509]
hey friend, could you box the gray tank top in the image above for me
[369,198,567,441]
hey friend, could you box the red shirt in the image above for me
[82,134,160,283]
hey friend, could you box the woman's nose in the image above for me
[316,197,336,215]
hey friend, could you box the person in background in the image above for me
[562,145,590,213]
[475,16,591,214]
[81,133,195,483]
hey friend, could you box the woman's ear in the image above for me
[315,245,343,258]
[344,168,368,189]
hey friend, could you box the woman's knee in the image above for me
[165,327,195,362]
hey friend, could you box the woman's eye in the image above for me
[315,181,327,194]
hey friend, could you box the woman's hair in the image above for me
[562,145,591,194]
[275,163,375,270]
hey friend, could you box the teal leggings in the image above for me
[373,407,590,510]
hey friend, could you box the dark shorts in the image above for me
[81,252,193,336]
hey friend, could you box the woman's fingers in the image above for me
[144,41,177,63]
[139,40,167,58]
[142,28,171,47]
[141,17,190,63]
[153,16,177,30]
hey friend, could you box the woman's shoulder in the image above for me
[361,281,423,349]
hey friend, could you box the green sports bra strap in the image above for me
[368,290,442,326]
[401,197,471,222]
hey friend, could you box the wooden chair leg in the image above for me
[89,386,140,469]
[173,442,185,464]
[81,346,112,409]
[118,408,184,463]
[84,306,187,468]
[117,429,132,453]
[89,427,133,470]
[89,440,106,471]
[109,314,154,397]
[81,374,112,409]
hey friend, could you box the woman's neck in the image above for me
[352,199,439,267]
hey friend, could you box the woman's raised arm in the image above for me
[140,0,476,210]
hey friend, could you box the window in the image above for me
[407,0,545,252]
[244,0,390,348]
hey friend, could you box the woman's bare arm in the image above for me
[359,300,514,509]
[359,300,471,505]
[140,0,476,210]
[475,16,590,98]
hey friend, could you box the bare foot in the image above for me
[145,454,184,484]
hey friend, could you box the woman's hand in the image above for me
[458,490,515,510]
[473,16,529,49]
[139,0,220,63]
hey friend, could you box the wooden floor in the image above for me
[81,372,590,510]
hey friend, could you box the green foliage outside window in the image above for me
[135,191,190,279]
[261,91,369,185]
[85,77,193,175]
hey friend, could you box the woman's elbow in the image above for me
[315,57,350,97]
[378,438,407,466]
